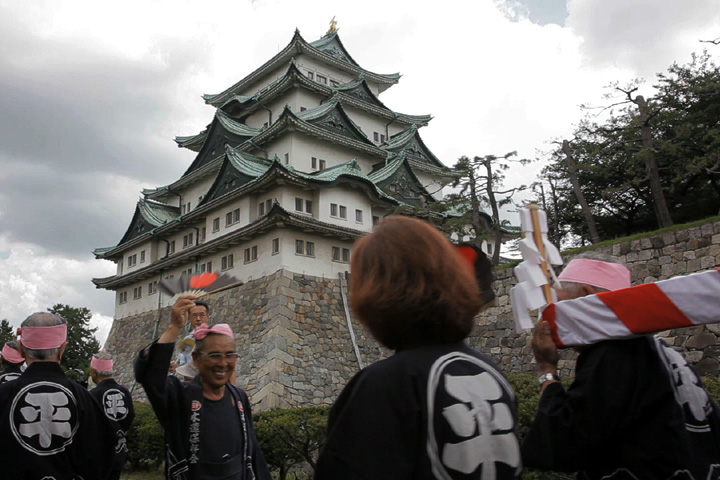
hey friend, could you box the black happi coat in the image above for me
[522,336,720,479]
[134,341,271,480]
[315,342,522,480]
[0,363,23,384]
[90,378,136,477]
[0,361,115,480]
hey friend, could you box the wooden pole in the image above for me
[528,203,553,304]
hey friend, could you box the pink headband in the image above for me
[91,356,114,372]
[194,323,234,340]
[558,258,631,292]
[1,344,24,364]
[19,323,67,350]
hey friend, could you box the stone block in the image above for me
[701,256,718,270]
[686,333,717,349]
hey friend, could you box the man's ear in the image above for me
[57,341,68,360]
[580,284,599,297]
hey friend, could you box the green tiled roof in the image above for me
[382,124,445,169]
[203,29,400,107]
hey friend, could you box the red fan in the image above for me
[159,272,243,299]
[456,243,496,310]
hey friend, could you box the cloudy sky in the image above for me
[0,0,718,344]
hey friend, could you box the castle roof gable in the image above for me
[203,29,400,107]
[382,124,445,169]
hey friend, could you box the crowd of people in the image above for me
[1,215,718,479]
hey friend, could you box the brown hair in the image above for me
[350,216,482,350]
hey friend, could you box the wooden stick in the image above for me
[528,203,553,304]
[195,280,245,298]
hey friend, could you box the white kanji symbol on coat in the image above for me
[19,392,73,448]
[441,372,520,480]
[103,389,128,420]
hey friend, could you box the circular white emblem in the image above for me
[101,388,130,421]
[427,352,520,479]
[10,381,79,455]
[0,372,21,384]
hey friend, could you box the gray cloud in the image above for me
[569,0,720,78]
[0,13,206,256]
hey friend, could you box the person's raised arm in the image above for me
[158,295,196,344]
[532,321,559,394]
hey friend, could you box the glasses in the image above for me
[190,313,209,319]
[198,351,239,361]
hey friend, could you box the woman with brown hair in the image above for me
[315,216,521,480]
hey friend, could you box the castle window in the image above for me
[373,132,379,142]
[212,218,220,232]
[266,199,272,212]
[140,250,146,263]
[319,159,326,170]
[380,134,386,143]
[330,203,338,217]
[221,254,234,271]
[307,71,314,80]
[127,254,137,267]
[133,286,142,300]
[355,209,363,223]
[300,107,307,112]
[295,197,304,211]
[305,200,313,214]
[244,245,258,264]
[148,281,158,295]
[183,233,194,248]
[226,208,240,227]
[312,157,317,169]
[259,202,265,216]
[225,212,232,226]
[200,227,206,243]
[332,247,351,263]
[200,262,212,273]
[487,243,493,255]
[169,241,176,254]
[119,291,128,304]
[272,238,279,255]
[339,206,347,219]
[295,240,315,256]
[316,74,327,85]
[284,153,289,165]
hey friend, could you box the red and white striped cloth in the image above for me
[542,268,720,348]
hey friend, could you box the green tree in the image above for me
[446,153,526,265]
[0,319,15,347]
[47,304,100,375]
[254,406,329,480]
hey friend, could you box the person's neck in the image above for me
[202,383,226,401]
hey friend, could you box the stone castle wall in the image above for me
[105,219,720,409]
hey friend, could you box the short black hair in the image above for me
[194,300,210,315]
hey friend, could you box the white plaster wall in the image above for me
[122,240,153,275]
[318,186,373,232]
[264,133,378,174]
[413,170,446,200]
[243,96,288,130]
[180,177,216,212]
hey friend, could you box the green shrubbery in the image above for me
[254,406,330,480]
[125,374,720,478]
[126,401,164,472]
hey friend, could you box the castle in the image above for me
[92,25,500,319]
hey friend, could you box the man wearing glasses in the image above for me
[135,295,271,480]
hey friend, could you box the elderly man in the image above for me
[0,340,25,383]
[90,350,136,480]
[135,295,271,480]
[522,255,720,479]
[0,312,115,479]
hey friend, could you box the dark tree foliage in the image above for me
[537,50,720,247]
[254,406,329,480]
[445,153,527,265]
[0,319,15,347]
[47,304,100,375]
